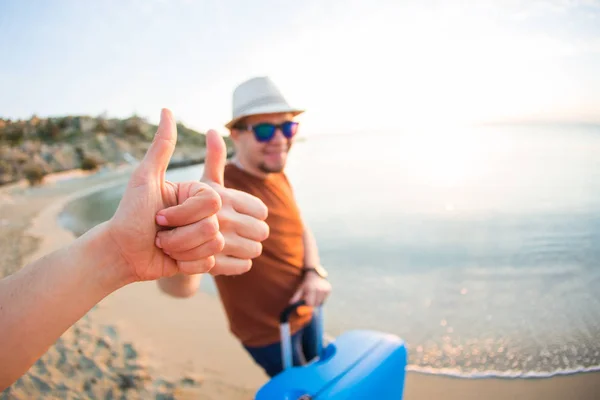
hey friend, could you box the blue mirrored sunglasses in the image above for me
[244,121,299,142]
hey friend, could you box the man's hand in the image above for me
[107,108,226,284]
[200,129,270,275]
[289,272,332,307]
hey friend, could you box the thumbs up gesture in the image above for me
[105,109,266,283]
[200,129,269,275]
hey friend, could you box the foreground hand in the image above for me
[107,109,224,282]
[289,273,332,307]
[200,130,270,275]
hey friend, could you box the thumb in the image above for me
[289,285,305,305]
[201,129,226,186]
[136,108,177,180]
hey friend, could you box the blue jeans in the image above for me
[243,317,318,377]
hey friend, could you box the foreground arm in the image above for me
[0,222,128,390]
[0,109,268,390]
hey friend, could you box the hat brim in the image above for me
[225,104,304,130]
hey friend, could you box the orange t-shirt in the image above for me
[213,163,313,347]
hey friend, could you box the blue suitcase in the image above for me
[255,301,408,399]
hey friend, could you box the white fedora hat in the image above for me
[225,76,304,130]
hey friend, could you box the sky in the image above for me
[1,0,599,135]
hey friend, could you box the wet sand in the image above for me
[1,169,600,399]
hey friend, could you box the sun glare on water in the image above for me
[400,125,485,190]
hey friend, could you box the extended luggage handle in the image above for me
[279,300,324,371]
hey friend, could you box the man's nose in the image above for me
[270,128,287,144]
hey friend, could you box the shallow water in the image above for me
[60,124,600,378]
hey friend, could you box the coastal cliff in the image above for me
[0,114,233,186]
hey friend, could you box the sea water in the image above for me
[60,123,600,378]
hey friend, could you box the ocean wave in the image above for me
[405,364,600,379]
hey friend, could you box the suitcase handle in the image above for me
[279,300,324,371]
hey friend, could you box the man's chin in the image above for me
[259,162,286,174]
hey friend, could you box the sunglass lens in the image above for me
[281,121,299,138]
[253,124,276,142]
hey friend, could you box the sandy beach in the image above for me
[1,169,600,400]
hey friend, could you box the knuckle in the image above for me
[193,183,222,212]
[197,257,215,273]
[194,181,213,194]
[208,267,220,276]
[211,258,252,276]
[249,241,262,258]
[158,229,176,249]
[210,254,229,276]
[208,255,224,276]
[220,187,235,201]
[203,188,222,213]
[206,256,216,271]
[179,258,212,274]
[220,231,233,249]
[248,197,268,220]
[199,216,220,237]
[238,259,252,274]
[211,234,225,254]
[259,221,270,241]
[258,202,268,220]
[217,209,232,230]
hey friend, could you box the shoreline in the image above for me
[404,371,600,400]
[405,363,600,380]
[2,167,600,399]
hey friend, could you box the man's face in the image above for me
[232,112,297,174]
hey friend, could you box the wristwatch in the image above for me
[303,264,329,279]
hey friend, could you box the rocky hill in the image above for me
[0,114,233,186]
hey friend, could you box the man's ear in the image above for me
[229,129,240,141]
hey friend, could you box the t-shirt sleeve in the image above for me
[223,164,257,199]
[223,164,242,190]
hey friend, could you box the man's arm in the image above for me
[302,224,321,268]
[290,221,331,307]
[157,274,202,298]
[0,222,129,390]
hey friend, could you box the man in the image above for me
[159,77,332,377]
[218,76,332,377]
[0,109,269,390]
